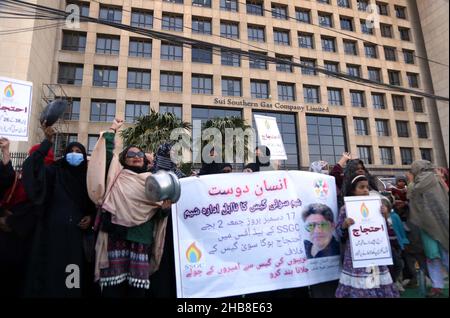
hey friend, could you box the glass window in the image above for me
[58,63,83,85]
[344,40,357,55]
[364,44,377,58]
[319,13,333,27]
[395,5,407,19]
[400,148,413,165]
[372,93,385,109]
[351,90,365,107]
[221,50,241,67]
[87,135,99,155]
[388,70,401,86]
[62,30,86,52]
[54,133,78,158]
[377,2,389,15]
[347,64,361,77]
[131,9,153,29]
[96,34,120,55]
[93,66,118,88]
[161,42,183,60]
[274,29,290,45]
[340,17,353,31]
[358,146,373,164]
[90,100,116,122]
[272,4,288,20]
[276,55,293,73]
[420,148,432,162]
[99,5,122,23]
[303,86,320,103]
[354,118,369,135]
[129,38,152,58]
[192,74,213,94]
[384,46,396,61]
[399,27,411,41]
[407,73,419,88]
[63,98,81,121]
[396,121,409,137]
[249,51,267,69]
[222,77,242,96]
[380,147,394,165]
[125,101,150,123]
[380,24,392,38]
[221,21,239,39]
[251,80,269,99]
[403,50,415,64]
[160,72,183,92]
[296,8,311,23]
[357,0,368,11]
[127,69,151,90]
[338,0,350,8]
[220,0,238,12]
[162,13,183,31]
[192,0,211,7]
[368,67,382,83]
[66,1,89,17]
[192,46,213,64]
[392,95,405,111]
[324,61,338,77]
[361,20,373,35]
[328,88,343,106]
[278,83,296,101]
[416,122,428,139]
[375,119,389,136]
[246,0,264,16]
[248,25,265,42]
[412,97,424,113]
[298,33,314,49]
[159,103,182,119]
[301,58,317,75]
[322,37,336,52]
[192,17,212,34]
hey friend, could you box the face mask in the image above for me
[66,152,84,166]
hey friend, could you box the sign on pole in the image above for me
[0,77,33,141]
[254,115,287,160]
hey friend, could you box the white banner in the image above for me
[254,115,287,160]
[172,171,341,298]
[344,196,392,268]
[0,77,33,141]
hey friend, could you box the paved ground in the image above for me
[401,278,449,298]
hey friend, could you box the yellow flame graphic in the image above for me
[361,203,369,218]
[186,242,202,263]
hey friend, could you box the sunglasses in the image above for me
[305,221,331,232]
[126,151,145,159]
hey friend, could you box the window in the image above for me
[372,93,385,109]
[319,12,333,27]
[361,20,373,35]
[162,13,183,31]
[164,0,184,3]
[368,67,382,83]
[358,146,373,164]
[375,119,389,136]
[251,80,269,99]
[274,29,290,45]
[296,8,311,23]
[249,51,267,69]
[192,0,211,7]
[307,115,347,164]
[351,90,365,107]
[399,27,411,41]
[62,30,86,52]
[131,9,153,29]
[125,101,150,123]
[222,77,242,96]
[340,17,353,31]
[416,122,428,139]
[99,5,122,23]
[193,107,242,126]
[63,98,80,121]
[303,86,320,103]
[247,0,264,16]
[357,0,368,11]
[347,64,361,77]
[93,66,118,88]
[407,73,419,88]
[384,46,396,61]
[354,118,369,135]
[412,97,424,113]
[87,135,99,155]
[396,121,409,137]
[403,50,415,64]
[127,69,151,90]
[317,0,330,4]
[279,83,296,101]
[160,72,183,92]
[377,2,389,15]
[388,70,401,86]
[54,133,78,158]
[248,25,265,42]
[58,63,83,85]
[321,36,336,52]
[221,50,241,67]
[96,34,120,55]
[272,4,288,20]
[324,61,339,76]
[220,0,238,12]
[392,95,405,111]
[192,74,213,94]
[161,42,183,60]
[129,38,152,58]
[298,32,314,49]
[66,1,89,17]
[192,46,213,64]
[344,40,357,55]
[380,23,392,38]
[221,21,239,39]
[328,88,343,106]
[338,0,350,8]
[380,147,394,165]
[301,58,317,75]
[159,103,182,119]
[420,149,432,162]
[276,55,293,73]
[364,44,377,58]
[90,100,116,122]
[400,148,413,165]
[192,17,212,34]
[395,5,406,19]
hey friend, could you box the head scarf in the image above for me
[309,161,329,174]
[153,142,185,178]
[119,145,148,174]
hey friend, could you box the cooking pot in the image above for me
[145,170,181,203]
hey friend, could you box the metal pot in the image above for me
[145,170,181,203]
[39,99,68,126]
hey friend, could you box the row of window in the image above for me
[58,63,425,108]
[353,118,429,139]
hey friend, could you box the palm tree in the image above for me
[120,110,191,153]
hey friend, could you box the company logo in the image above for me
[313,179,329,199]
[264,119,271,130]
[361,203,369,218]
[4,84,14,98]
[186,242,202,263]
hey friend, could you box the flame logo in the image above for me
[186,242,202,263]
[4,84,14,98]
[361,203,369,218]
[314,179,329,198]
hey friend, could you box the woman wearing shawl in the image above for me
[407,160,449,297]
[88,119,171,298]
[24,126,96,297]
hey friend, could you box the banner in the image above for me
[172,171,340,298]
[254,115,287,160]
[0,77,33,141]
[344,196,392,268]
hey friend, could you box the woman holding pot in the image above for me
[87,119,172,297]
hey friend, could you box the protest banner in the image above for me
[0,77,33,141]
[172,170,340,298]
[253,115,287,160]
[344,196,393,269]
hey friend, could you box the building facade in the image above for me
[1,0,448,174]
